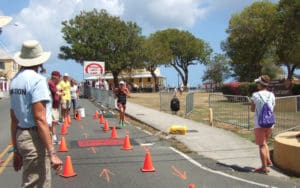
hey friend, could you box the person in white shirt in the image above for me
[251,75,275,174]
[70,79,80,118]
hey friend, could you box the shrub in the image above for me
[292,82,300,95]
[221,82,249,95]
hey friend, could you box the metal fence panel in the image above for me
[160,92,174,111]
[83,86,116,109]
[209,94,251,129]
[185,92,194,116]
[272,95,300,135]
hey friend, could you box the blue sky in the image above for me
[0,0,279,87]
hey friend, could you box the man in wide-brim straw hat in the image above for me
[10,40,62,187]
[0,16,12,28]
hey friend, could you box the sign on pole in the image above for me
[83,61,105,75]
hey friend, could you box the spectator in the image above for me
[70,79,80,118]
[251,75,275,174]
[10,40,62,187]
[58,73,71,122]
[48,71,63,144]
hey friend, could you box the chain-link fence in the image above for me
[273,95,300,135]
[186,92,194,116]
[209,94,251,129]
[208,93,300,135]
[160,91,194,116]
[82,86,115,109]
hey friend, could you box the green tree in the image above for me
[142,33,171,91]
[152,29,211,87]
[59,9,144,86]
[202,54,231,85]
[222,1,278,81]
[275,0,300,79]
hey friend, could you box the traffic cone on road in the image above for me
[67,114,72,125]
[103,120,110,131]
[110,126,118,138]
[188,184,196,188]
[141,151,155,172]
[93,110,99,119]
[99,114,105,124]
[60,155,77,178]
[60,121,68,135]
[76,111,81,121]
[58,137,68,152]
[122,134,133,150]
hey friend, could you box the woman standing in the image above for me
[70,79,80,119]
[251,75,275,174]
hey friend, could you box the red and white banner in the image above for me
[83,61,105,75]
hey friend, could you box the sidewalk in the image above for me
[125,101,286,178]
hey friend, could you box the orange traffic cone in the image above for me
[122,134,133,150]
[67,114,72,124]
[76,111,81,121]
[110,126,118,138]
[65,117,70,128]
[103,121,110,131]
[93,110,99,119]
[58,137,68,152]
[60,121,68,135]
[141,151,155,172]
[60,155,77,178]
[188,184,196,188]
[99,114,105,124]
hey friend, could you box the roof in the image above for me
[0,49,13,60]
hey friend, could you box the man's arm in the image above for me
[10,109,23,171]
[32,101,62,173]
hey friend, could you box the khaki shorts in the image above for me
[254,128,272,145]
[51,108,60,123]
[16,129,51,187]
[61,100,70,109]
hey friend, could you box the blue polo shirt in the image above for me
[10,69,52,128]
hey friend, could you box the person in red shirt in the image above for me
[48,71,63,144]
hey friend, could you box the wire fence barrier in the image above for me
[209,94,300,135]
[273,95,300,135]
[82,86,115,109]
[160,91,194,116]
[209,94,251,129]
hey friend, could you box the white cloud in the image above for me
[122,0,209,34]
[2,0,263,81]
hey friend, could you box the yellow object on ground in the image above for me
[169,125,187,135]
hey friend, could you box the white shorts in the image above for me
[51,108,60,123]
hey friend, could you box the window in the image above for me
[0,62,4,70]
[147,78,151,82]
[139,78,142,83]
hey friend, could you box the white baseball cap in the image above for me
[119,80,125,85]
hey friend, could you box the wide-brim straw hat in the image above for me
[0,16,12,28]
[14,40,51,67]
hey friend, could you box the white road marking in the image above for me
[169,147,276,188]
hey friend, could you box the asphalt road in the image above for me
[0,98,299,188]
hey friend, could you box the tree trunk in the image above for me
[112,71,119,88]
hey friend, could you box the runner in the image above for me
[114,80,130,127]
